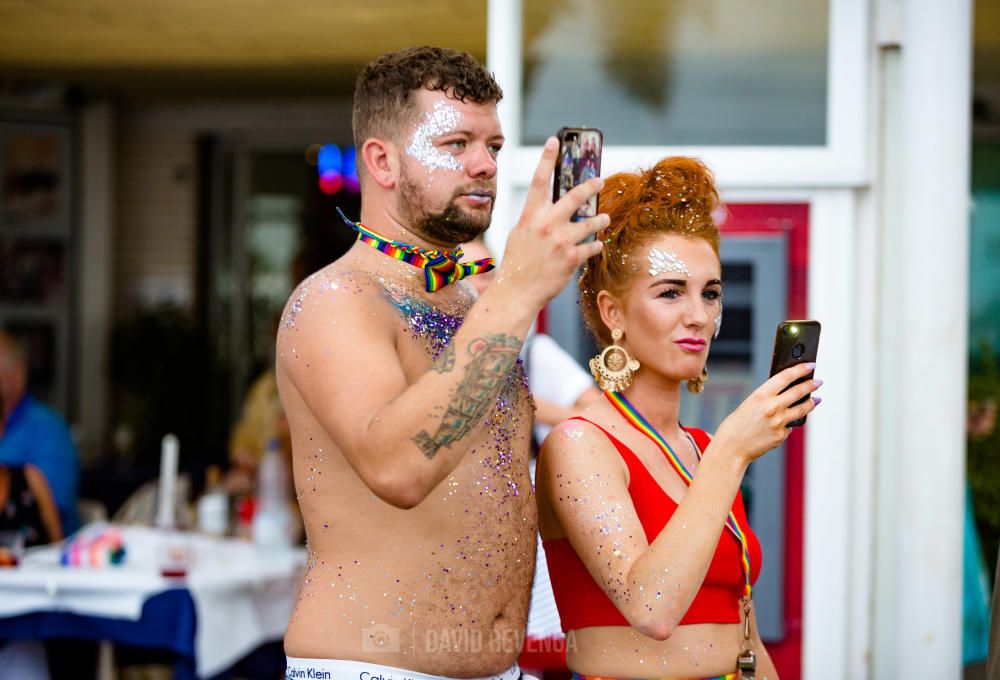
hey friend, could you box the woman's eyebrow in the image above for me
[648,278,688,289]
[648,278,723,289]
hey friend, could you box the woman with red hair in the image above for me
[536,157,821,679]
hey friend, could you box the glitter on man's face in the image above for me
[647,247,691,278]
[406,101,463,172]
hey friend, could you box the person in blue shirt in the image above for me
[0,331,78,535]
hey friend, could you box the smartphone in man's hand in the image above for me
[552,127,603,223]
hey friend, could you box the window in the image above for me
[521,0,829,146]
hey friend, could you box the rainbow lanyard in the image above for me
[337,208,494,292]
[605,390,753,599]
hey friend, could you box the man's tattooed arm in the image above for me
[431,343,456,374]
[413,334,521,459]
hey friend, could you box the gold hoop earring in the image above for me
[590,328,640,392]
[687,365,709,394]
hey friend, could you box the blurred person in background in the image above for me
[968,397,999,679]
[226,369,302,542]
[276,45,605,680]
[224,252,321,538]
[0,461,63,560]
[227,370,292,497]
[536,157,823,680]
[991,546,1000,680]
[0,455,63,674]
[0,330,78,536]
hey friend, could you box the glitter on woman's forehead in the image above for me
[406,100,463,172]
[647,247,691,278]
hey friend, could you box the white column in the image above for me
[873,0,971,676]
[486,0,522,259]
[802,189,860,680]
[78,101,116,463]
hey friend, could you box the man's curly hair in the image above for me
[352,46,503,157]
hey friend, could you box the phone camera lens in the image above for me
[792,343,805,359]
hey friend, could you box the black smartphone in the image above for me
[768,320,821,427]
[552,126,603,222]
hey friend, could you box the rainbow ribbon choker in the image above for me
[605,390,753,599]
[337,208,494,292]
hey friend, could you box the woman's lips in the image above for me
[674,338,707,352]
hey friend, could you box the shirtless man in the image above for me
[277,47,606,680]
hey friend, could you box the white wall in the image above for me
[114,123,198,312]
[871,0,971,676]
[113,99,353,315]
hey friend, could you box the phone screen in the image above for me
[553,127,603,222]
[768,320,821,427]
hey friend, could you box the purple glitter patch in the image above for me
[384,291,464,359]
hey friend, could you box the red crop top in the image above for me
[542,418,762,631]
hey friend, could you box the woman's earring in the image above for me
[687,365,709,394]
[590,328,640,392]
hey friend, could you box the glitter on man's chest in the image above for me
[386,292,465,359]
[386,291,534,506]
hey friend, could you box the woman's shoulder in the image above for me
[545,397,621,449]
[546,416,612,446]
[540,411,632,473]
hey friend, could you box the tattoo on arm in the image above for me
[431,343,456,374]
[413,334,522,459]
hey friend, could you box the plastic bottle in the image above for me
[252,438,292,553]
[197,465,229,537]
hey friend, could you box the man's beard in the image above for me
[399,175,493,246]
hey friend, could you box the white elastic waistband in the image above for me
[285,658,521,680]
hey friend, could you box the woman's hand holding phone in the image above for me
[711,363,823,467]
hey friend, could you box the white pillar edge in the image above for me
[872,36,903,680]
[847,185,880,680]
[802,189,859,680]
[486,0,522,260]
[826,0,871,182]
[883,0,971,675]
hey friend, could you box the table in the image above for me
[0,526,305,679]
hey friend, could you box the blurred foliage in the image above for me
[968,339,1000,570]
[110,304,230,468]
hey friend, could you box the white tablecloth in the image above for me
[0,525,305,677]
